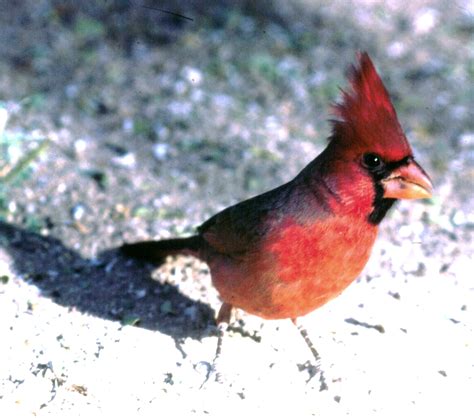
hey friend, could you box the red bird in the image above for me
[122,53,432,386]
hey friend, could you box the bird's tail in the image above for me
[120,235,202,263]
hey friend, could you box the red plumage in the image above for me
[331,52,412,161]
[122,52,432,323]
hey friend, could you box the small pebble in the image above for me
[112,152,136,168]
[153,143,169,161]
[71,204,86,221]
[183,67,203,85]
[413,8,439,34]
[135,289,147,299]
[122,117,134,133]
[74,138,88,154]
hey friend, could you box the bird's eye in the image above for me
[362,153,384,170]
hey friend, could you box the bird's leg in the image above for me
[213,302,233,377]
[216,302,233,324]
[291,318,328,391]
[201,302,233,387]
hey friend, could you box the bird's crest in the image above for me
[331,52,411,159]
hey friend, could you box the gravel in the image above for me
[0,0,473,416]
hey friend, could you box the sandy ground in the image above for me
[0,1,473,416]
[1,225,473,417]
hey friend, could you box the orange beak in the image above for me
[382,160,433,200]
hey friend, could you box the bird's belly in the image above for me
[210,217,378,320]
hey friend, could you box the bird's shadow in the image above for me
[0,221,216,339]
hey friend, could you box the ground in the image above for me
[0,1,473,417]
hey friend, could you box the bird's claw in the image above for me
[298,360,328,391]
[198,361,226,389]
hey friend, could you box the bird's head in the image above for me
[325,52,433,224]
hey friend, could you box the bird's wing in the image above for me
[198,183,291,256]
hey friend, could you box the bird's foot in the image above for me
[198,360,226,389]
[298,360,328,391]
[292,318,328,391]
[199,320,229,389]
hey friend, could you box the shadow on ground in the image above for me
[0,221,215,339]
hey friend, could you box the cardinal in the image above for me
[121,53,432,388]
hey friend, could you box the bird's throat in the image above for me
[368,182,397,225]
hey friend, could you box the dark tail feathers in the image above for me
[120,235,202,263]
